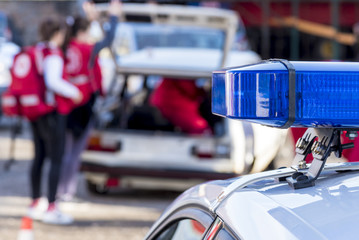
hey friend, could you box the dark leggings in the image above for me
[30,112,67,203]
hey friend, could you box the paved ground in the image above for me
[0,119,347,240]
[0,121,178,240]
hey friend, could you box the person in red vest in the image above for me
[150,78,211,135]
[27,18,82,225]
[57,0,121,201]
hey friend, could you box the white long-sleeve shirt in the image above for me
[43,54,80,99]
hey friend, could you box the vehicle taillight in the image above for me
[87,135,121,153]
[191,144,230,159]
[193,151,214,159]
[105,178,119,187]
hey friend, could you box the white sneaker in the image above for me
[27,206,44,221]
[42,207,74,225]
[27,198,48,221]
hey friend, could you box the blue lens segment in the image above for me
[212,70,226,116]
[212,61,359,128]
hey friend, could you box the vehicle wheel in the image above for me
[86,180,109,195]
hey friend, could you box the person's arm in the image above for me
[43,55,80,99]
[86,0,122,66]
[91,15,118,57]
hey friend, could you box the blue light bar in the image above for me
[212,61,359,128]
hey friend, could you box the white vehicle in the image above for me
[0,12,20,114]
[145,162,359,240]
[145,60,359,240]
[0,40,19,91]
[81,3,290,193]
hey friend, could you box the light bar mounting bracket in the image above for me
[287,128,355,189]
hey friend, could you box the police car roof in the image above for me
[217,167,359,239]
[150,162,359,240]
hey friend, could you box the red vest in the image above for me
[2,44,78,120]
[2,45,55,121]
[65,40,102,107]
[42,47,75,115]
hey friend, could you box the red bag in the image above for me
[2,45,55,121]
[1,91,19,116]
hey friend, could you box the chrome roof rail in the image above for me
[210,162,359,212]
[210,167,296,212]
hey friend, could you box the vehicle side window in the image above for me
[155,218,206,240]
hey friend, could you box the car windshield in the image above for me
[113,22,225,56]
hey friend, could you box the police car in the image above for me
[81,4,290,193]
[144,60,359,240]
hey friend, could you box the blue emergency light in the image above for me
[212,60,359,128]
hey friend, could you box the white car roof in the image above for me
[217,169,359,239]
[147,162,359,239]
[97,3,238,31]
[97,3,250,77]
[117,48,260,79]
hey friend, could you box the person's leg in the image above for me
[46,113,67,204]
[28,117,49,220]
[60,99,95,199]
[42,113,73,225]
[57,130,74,199]
[64,119,94,199]
[30,120,46,201]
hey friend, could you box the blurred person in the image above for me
[57,0,121,201]
[27,17,82,225]
[341,132,359,162]
[0,12,20,91]
[150,78,211,134]
[341,23,359,161]
[353,22,359,61]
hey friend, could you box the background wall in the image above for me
[0,1,81,46]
